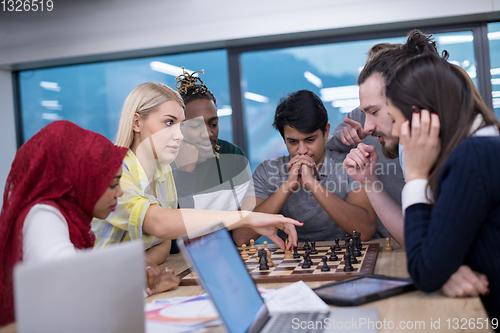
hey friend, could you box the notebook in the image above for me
[178,224,378,333]
[14,241,145,333]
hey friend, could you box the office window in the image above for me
[241,31,476,170]
[18,50,232,144]
[489,22,500,118]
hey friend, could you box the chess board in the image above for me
[178,243,379,286]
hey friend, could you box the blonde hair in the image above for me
[115,82,185,148]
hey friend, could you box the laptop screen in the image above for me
[183,228,265,333]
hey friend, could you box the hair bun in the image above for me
[175,67,216,105]
[404,29,439,57]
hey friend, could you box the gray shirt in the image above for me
[252,148,361,241]
[326,107,405,238]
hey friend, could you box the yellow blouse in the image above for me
[92,150,177,250]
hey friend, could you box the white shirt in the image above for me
[22,204,78,265]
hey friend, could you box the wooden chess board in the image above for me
[178,242,379,286]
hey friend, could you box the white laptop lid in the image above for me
[14,241,145,333]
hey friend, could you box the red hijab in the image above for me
[0,121,127,325]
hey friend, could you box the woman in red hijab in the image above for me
[0,121,128,325]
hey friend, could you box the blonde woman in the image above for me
[92,82,301,265]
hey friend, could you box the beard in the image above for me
[380,140,399,159]
[372,131,399,159]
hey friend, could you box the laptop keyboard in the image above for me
[265,312,328,333]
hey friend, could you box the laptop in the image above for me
[178,224,378,333]
[14,241,145,333]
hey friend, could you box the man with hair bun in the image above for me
[241,90,377,243]
[332,29,489,298]
[331,29,441,245]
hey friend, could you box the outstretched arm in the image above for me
[143,206,301,250]
[232,196,270,246]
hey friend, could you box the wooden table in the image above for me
[150,238,494,333]
[1,238,493,333]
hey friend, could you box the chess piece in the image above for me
[321,256,331,272]
[349,240,358,264]
[333,238,341,251]
[329,245,338,261]
[343,254,354,272]
[385,237,393,251]
[355,232,363,251]
[310,241,318,254]
[344,233,351,246]
[256,246,263,262]
[304,237,310,251]
[262,241,274,267]
[284,239,293,259]
[258,248,269,270]
[302,250,311,268]
[353,238,362,257]
[293,246,300,259]
[266,247,274,267]
[241,244,249,260]
[307,250,313,266]
[249,239,257,254]
[350,252,358,264]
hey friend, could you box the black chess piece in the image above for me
[353,232,363,252]
[293,246,300,259]
[258,249,269,270]
[344,233,351,246]
[310,241,318,254]
[350,253,358,264]
[333,238,341,252]
[349,241,358,264]
[353,243,362,257]
[343,254,354,272]
[303,237,311,251]
[329,246,339,261]
[321,256,330,272]
[306,250,314,266]
[352,236,361,257]
[302,250,311,268]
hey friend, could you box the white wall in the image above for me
[1,0,500,68]
[0,0,500,208]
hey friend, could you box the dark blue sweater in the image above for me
[405,137,500,321]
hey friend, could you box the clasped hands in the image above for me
[284,155,318,192]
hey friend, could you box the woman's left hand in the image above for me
[400,110,441,182]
